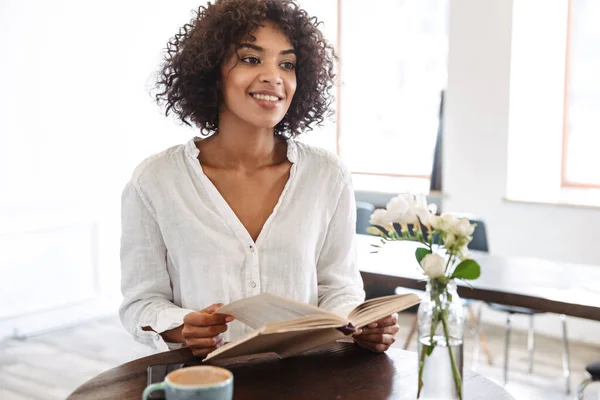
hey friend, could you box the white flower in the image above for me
[414,193,427,209]
[458,246,473,261]
[431,213,458,232]
[369,209,391,227]
[386,195,409,214]
[444,232,457,247]
[429,203,438,215]
[420,253,446,279]
[386,194,417,224]
[430,215,442,230]
[431,213,475,239]
[451,218,476,237]
[414,194,437,225]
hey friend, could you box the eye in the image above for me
[241,56,260,64]
[280,61,296,71]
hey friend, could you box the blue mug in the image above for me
[143,365,233,400]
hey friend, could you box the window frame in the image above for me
[560,0,600,189]
[334,0,434,182]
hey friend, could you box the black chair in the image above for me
[356,201,376,236]
[578,361,600,399]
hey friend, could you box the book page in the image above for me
[204,325,345,362]
[264,315,343,333]
[348,293,421,328]
[217,293,342,329]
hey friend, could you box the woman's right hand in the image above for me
[181,303,234,357]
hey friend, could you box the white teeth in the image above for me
[252,94,279,102]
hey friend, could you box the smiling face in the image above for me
[219,22,297,131]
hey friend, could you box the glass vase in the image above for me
[417,279,465,400]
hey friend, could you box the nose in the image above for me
[258,62,283,85]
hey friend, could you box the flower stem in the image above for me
[441,313,463,400]
[418,284,442,399]
[417,339,426,397]
[443,253,454,275]
[418,312,437,398]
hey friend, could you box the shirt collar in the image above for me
[185,136,298,164]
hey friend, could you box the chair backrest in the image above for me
[468,218,489,253]
[356,201,376,235]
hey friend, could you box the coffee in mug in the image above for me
[143,365,233,400]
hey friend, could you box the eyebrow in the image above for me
[238,43,296,55]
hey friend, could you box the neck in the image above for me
[197,112,287,170]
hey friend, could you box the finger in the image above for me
[214,312,235,323]
[186,334,223,349]
[356,333,396,346]
[350,328,363,337]
[353,337,390,353]
[190,345,219,357]
[360,325,400,336]
[354,335,393,351]
[202,303,235,321]
[182,324,228,339]
[192,334,227,356]
[184,311,232,326]
[376,314,398,328]
[201,303,224,314]
[366,313,397,329]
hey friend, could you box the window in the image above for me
[505,0,600,207]
[300,0,448,193]
[562,0,600,188]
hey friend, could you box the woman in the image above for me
[119,0,399,357]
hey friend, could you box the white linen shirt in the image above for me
[119,137,365,351]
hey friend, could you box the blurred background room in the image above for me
[1,0,599,399]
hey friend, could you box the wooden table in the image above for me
[357,234,600,321]
[68,341,512,400]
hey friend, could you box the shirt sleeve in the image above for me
[316,173,366,318]
[119,180,195,351]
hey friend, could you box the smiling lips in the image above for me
[250,92,283,109]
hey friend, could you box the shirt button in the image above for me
[251,281,257,288]
[249,245,255,253]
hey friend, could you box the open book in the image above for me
[203,292,420,361]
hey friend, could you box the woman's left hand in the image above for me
[353,313,400,353]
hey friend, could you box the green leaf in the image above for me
[415,248,432,264]
[451,260,481,280]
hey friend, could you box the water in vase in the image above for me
[418,335,464,400]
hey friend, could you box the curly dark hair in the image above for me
[154,0,337,137]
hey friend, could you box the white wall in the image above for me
[445,0,600,345]
[0,0,199,337]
